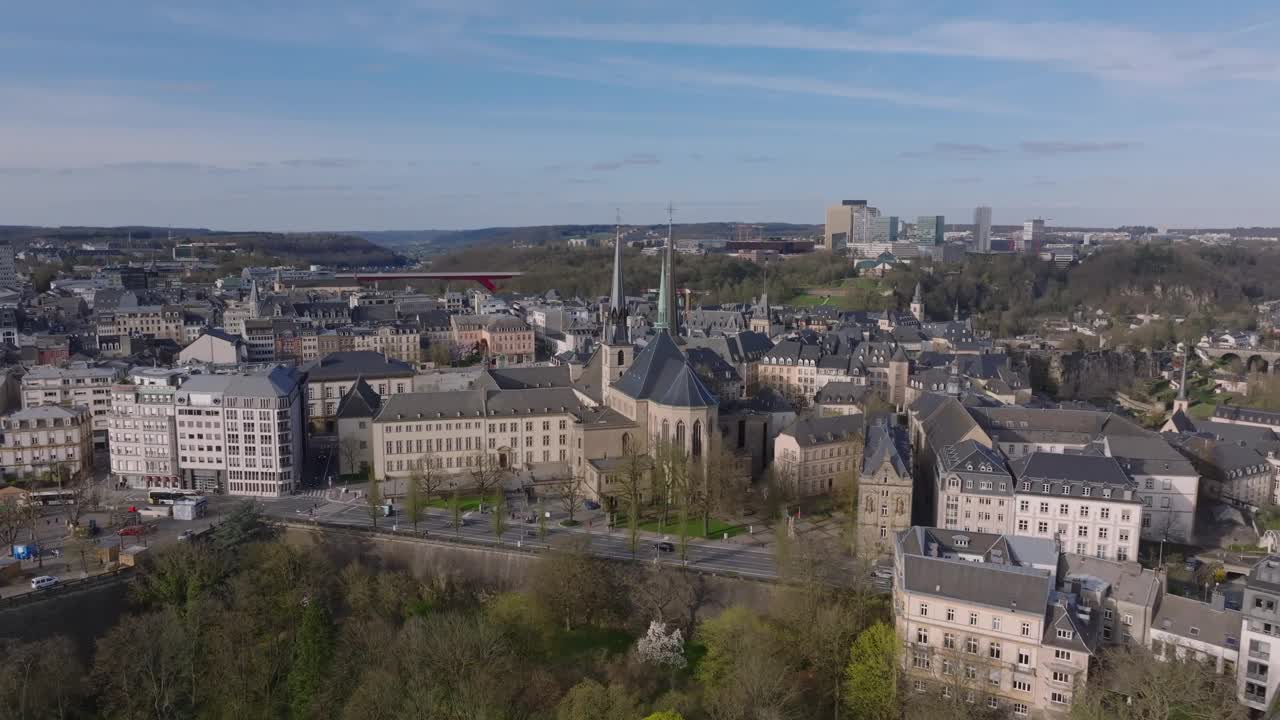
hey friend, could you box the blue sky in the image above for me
[3,1,1280,231]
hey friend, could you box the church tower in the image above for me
[910,281,924,322]
[654,203,679,336]
[602,211,634,385]
[750,265,773,335]
[1172,352,1190,414]
[247,279,262,320]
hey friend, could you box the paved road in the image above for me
[263,493,785,579]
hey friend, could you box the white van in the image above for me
[30,575,59,590]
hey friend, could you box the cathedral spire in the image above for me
[655,202,678,335]
[607,209,629,344]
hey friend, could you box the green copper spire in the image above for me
[655,243,671,332]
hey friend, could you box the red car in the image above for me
[117,525,146,537]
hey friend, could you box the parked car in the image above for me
[177,530,196,542]
[655,541,675,554]
[118,525,146,537]
[30,575,59,591]
[584,500,601,511]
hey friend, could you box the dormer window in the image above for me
[1061,485,1070,495]
[1057,629,1073,640]
[1042,483,1051,493]
[1082,487,1091,497]
[1102,489,1111,498]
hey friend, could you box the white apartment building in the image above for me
[107,368,186,489]
[0,405,95,483]
[1010,454,1143,563]
[895,527,1094,718]
[174,367,305,497]
[21,363,122,446]
[1240,557,1280,712]
[1103,434,1199,542]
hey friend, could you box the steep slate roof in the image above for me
[862,421,910,477]
[901,551,1053,616]
[612,331,716,407]
[782,413,864,447]
[335,378,381,419]
[302,351,415,381]
[475,366,572,391]
[1151,593,1241,649]
[1009,453,1138,498]
[815,381,869,406]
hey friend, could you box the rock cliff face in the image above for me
[1032,349,1161,401]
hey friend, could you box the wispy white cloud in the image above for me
[590,153,661,172]
[1020,141,1140,155]
[900,143,1002,159]
[501,19,1280,87]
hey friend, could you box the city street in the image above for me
[263,491,785,579]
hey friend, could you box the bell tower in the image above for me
[602,210,634,385]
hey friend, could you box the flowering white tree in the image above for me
[636,620,687,673]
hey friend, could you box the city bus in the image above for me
[28,490,77,506]
[147,489,202,506]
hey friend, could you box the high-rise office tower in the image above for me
[915,215,945,245]
[974,206,992,253]
[824,200,879,251]
[871,216,900,244]
[0,242,15,289]
[1021,219,1045,254]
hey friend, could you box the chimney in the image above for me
[1211,590,1226,612]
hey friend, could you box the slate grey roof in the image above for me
[1061,554,1163,610]
[971,406,1146,446]
[475,366,572,391]
[302,351,415,381]
[336,378,381,419]
[901,552,1052,616]
[1043,597,1098,654]
[782,413,863,447]
[1104,433,1198,477]
[863,421,909,477]
[815,381,869,406]
[177,366,302,398]
[376,391,486,421]
[1216,404,1280,428]
[612,331,717,407]
[1009,452,1139,499]
[1151,593,1241,649]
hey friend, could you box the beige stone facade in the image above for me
[0,405,94,482]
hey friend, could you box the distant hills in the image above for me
[350,222,822,251]
[0,225,409,268]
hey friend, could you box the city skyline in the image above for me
[3,1,1280,230]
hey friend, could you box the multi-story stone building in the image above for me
[350,324,422,364]
[857,419,912,556]
[302,351,416,432]
[21,363,121,447]
[450,314,534,366]
[1239,556,1280,712]
[107,368,186,489]
[894,527,1095,718]
[774,413,863,497]
[1010,453,1143,563]
[96,304,185,342]
[175,367,305,496]
[1103,434,1200,542]
[0,405,95,483]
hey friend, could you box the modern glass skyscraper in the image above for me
[974,206,992,253]
[915,215,944,245]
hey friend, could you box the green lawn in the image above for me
[426,494,498,512]
[615,513,750,539]
[789,293,835,307]
[1188,402,1217,419]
